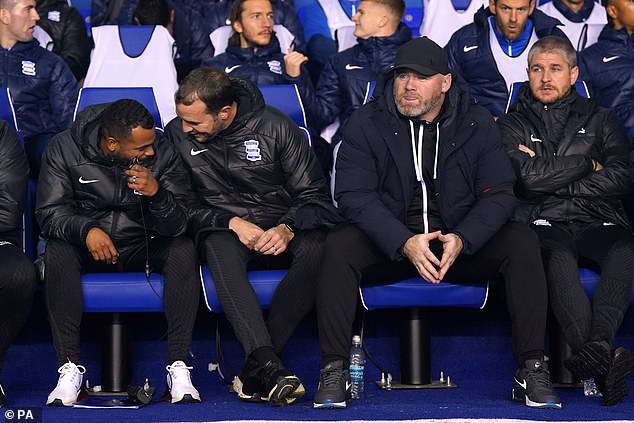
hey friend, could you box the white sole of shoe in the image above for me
[313,400,347,409]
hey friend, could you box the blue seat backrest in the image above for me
[258,84,311,145]
[0,87,19,131]
[70,0,92,34]
[402,0,423,38]
[73,87,163,129]
[258,84,307,127]
[506,80,590,113]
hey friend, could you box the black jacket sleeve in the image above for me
[499,114,593,194]
[449,121,517,255]
[561,110,631,198]
[35,134,100,246]
[0,121,28,240]
[147,137,192,237]
[335,112,415,260]
[58,7,92,81]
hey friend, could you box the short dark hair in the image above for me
[175,67,236,114]
[98,99,155,142]
[528,35,577,69]
[360,0,406,20]
[134,0,170,26]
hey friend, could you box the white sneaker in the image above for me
[166,361,201,404]
[46,362,86,406]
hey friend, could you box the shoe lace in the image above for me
[166,361,193,372]
[320,366,344,389]
[57,362,86,375]
[525,366,553,389]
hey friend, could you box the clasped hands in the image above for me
[402,231,463,284]
[229,216,294,255]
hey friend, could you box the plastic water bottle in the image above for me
[349,335,365,399]
[583,378,602,397]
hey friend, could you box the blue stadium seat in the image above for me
[258,84,312,146]
[73,86,163,130]
[361,278,489,387]
[505,80,590,113]
[201,263,489,388]
[402,0,423,38]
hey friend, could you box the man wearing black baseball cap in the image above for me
[313,37,561,409]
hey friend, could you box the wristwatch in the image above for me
[284,223,295,233]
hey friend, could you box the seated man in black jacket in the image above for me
[499,35,634,406]
[0,120,37,407]
[314,37,560,409]
[166,68,330,406]
[36,100,201,406]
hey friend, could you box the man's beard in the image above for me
[395,91,443,118]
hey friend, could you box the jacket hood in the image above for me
[474,5,563,37]
[226,35,282,59]
[36,0,69,10]
[72,103,158,168]
[357,22,412,53]
[374,69,473,141]
[221,77,266,136]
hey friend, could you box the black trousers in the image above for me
[317,222,548,367]
[44,236,200,367]
[203,229,326,356]
[0,242,36,372]
[532,223,634,350]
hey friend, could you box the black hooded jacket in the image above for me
[334,72,517,260]
[0,121,29,244]
[36,104,192,249]
[165,78,329,245]
[498,85,631,229]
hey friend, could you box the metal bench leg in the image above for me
[384,308,456,389]
[549,320,581,387]
[101,312,131,392]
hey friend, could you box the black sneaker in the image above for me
[260,361,304,406]
[233,356,265,402]
[595,347,633,406]
[0,384,5,407]
[512,359,562,409]
[565,340,612,381]
[313,360,350,409]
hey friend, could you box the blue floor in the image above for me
[2,288,634,422]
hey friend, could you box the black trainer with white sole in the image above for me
[314,360,350,409]
[260,360,305,406]
[233,356,265,402]
[512,359,561,409]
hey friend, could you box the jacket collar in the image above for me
[552,0,595,23]
[357,23,412,53]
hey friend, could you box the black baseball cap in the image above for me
[391,37,450,76]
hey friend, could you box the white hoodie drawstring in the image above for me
[433,122,439,180]
[409,120,429,233]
